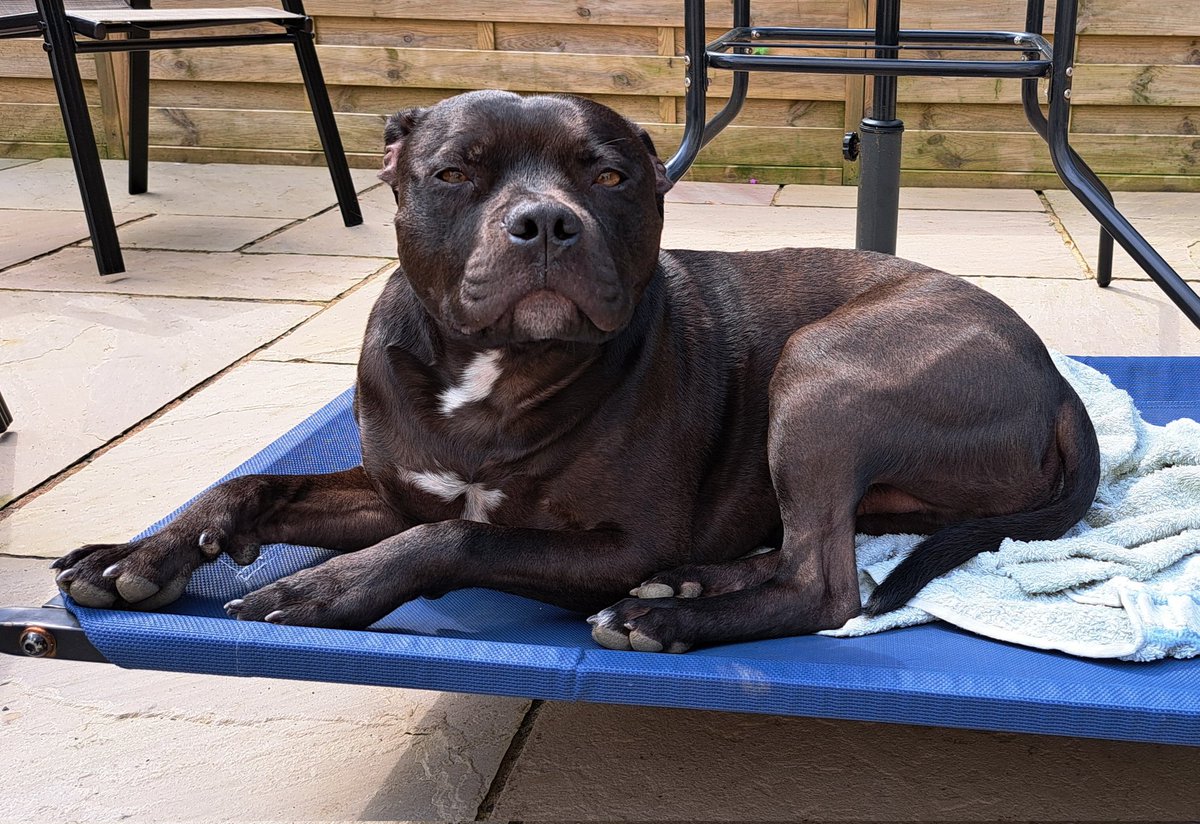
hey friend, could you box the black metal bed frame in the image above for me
[666,0,1200,329]
[1,0,362,276]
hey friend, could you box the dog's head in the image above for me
[379,91,672,346]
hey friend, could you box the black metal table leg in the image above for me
[1044,0,1200,325]
[665,0,751,182]
[0,391,12,433]
[855,0,903,255]
[1021,0,1114,287]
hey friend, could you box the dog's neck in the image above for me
[384,268,666,428]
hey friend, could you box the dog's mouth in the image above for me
[510,290,583,341]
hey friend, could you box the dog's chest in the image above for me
[398,467,505,523]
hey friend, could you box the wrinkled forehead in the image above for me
[410,92,642,169]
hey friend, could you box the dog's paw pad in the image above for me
[633,582,674,599]
[628,629,663,652]
[678,581,702,598]
[114,573,160,603]
[68,579,116,608]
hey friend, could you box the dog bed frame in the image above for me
[2,356,1198,747]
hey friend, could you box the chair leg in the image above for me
[284,14,361,226]
[127,29,149,195]
[36,0,124,274]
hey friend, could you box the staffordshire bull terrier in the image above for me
[54,90,1100,653]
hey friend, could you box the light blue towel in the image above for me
[822,353,1200,662]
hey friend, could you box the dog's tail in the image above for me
[863,390,1100,617]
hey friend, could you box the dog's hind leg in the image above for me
[588,518,861,653]
[53,467,409,611]
[629,547,782,600]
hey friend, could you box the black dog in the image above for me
[54,91,1100,653]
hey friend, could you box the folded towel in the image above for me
[821,352,1200,662]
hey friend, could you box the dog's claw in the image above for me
[101,563,122,579]
[224,598,244,617]
[264,610,286,624]
[198,530,221,559]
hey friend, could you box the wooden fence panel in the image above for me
[0,0,1196,189]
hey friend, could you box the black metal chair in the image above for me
[0,390,11,433]
[0,0,362,275]
[667,0,1200,330]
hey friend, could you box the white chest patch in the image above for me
[439,349,503,416]
[401,468,505,523]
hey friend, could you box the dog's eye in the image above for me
[594,170,624,188]
[436,168,469,184]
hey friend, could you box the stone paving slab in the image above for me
[0,158,380,218]
[85,213,294,253]
[257,275,389,365]
[895,209,1082,278]
[249,184,398,258]
[1,360,354,557]
[665,203,1082,279]
[667,180,780,206]
[1045,190,1200,282]
[777,184,1045,211]
[487,702,1200,821]
[0,292,317,505]
[664,202,856,251]
[3,248,387,302]
[0,553,528,823]
[0,208,150,270]
[0,158,34,171]
[969,276,1200,356]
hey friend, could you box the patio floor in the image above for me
[2,159,1199,821]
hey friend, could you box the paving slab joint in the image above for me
[474,699,544,821]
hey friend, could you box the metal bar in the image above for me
[127,1,150,195]
[697,0,750,151]
[76,32,296,53]
[739,27,1043,44]
[37,0,124,275]
[1045,0,1200,326]
[664,0,709,181]
[1021,0,1114,286]
[0,600,110,663]
[707,53,1050,77]
[283,0,362,227]
[856,0,903,256]
[720,41,1036,53]
[0,390,12,432]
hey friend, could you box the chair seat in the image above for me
[65,6,306,38]
[65,5,302,25]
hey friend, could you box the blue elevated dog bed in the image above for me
[54,357,1200,746]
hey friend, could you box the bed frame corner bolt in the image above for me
[19,626,56,658]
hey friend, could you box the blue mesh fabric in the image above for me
[68,359,1200,746]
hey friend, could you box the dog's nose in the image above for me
[504,201,581,248]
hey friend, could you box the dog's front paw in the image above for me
[587,597,693,654]
[52,535,208,610]
[224,558,395,630]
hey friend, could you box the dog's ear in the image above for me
[379,107,426,190]
[636,127,673,197]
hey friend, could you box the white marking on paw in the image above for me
[401,468,505,523]
[439,350,503,416]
